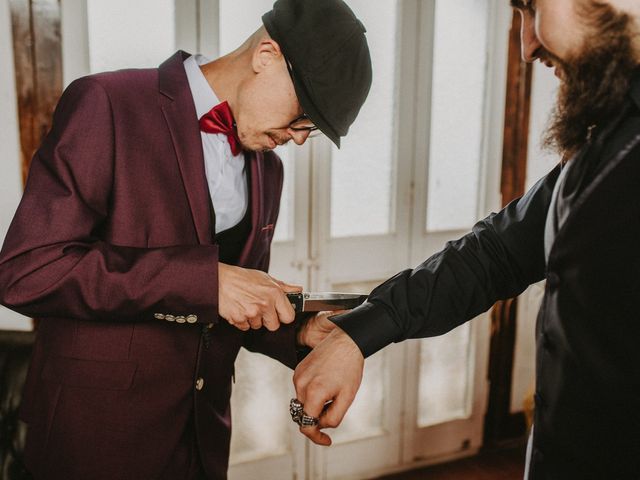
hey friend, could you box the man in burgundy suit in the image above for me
[0,1,372,478]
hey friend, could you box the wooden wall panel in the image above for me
[9,0,62,185]
[9,0,62,331]
[500,12,533,206]
[9,0,35,185]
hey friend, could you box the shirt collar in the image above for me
[183,54,220,119]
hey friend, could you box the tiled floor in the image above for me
[377,444,526,480]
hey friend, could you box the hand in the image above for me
[296,311,344,348]
[292,327,364,446]
[218,263,302,331]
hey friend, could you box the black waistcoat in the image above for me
[211,160,252,265]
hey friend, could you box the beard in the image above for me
[543,1,639,157]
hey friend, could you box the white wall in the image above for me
[0,0,33,331]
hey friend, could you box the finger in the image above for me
[318,393,352,429]
[291,375,332,445]
[302,383,331,421]
[299,424,332,446]
[247,315,263,330]
[274,290,296,324]
[283,283,303,293]
[292,368,307,408]
[274,279,303,293]
[233,320,251,331]
[261,307,280,331]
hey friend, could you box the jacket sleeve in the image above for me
[241,323,300,370]
[0,77,220,324]
[331,166,561,358]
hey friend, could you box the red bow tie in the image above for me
[198,101,242,156]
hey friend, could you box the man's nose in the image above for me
[519,10,542,63]
[289,128,311,146]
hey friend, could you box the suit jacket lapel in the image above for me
[158,51,213,245]
[238,152,264,265]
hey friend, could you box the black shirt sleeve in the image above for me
[331,165,561,358]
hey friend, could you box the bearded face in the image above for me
[543,1,639,157]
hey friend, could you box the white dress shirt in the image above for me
[183,54,248,233]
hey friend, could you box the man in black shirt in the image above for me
[293,1,640,478]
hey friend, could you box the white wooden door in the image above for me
[58,1,513,478]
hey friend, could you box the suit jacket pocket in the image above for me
[42,356,137,390]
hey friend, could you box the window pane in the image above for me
[332,350,387,444]
[229,350,292,464]
[418,323,472,427]
[87,0,175,72]
[330,0,399,238]
[273,146,295,242]
[425,0,489,231]
[331,281,386,443]
[219,0,271,55]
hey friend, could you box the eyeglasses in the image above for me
[288,113,321,137]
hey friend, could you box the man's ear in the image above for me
[252,39,283,73]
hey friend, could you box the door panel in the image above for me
[56,1,514,478]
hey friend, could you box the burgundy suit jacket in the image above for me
[0,51,297,479]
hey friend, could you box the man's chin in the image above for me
[242,136,278,152]
[240,131,291,152]
[237,140,271,153]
